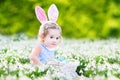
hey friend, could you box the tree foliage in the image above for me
[0,0,120,39]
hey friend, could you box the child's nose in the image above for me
[53,38,57,42]
[53,39,56,42]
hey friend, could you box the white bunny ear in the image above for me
[48,4,59,22]
[35,6,47,23]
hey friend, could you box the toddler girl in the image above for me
[30,22,62,65]
[29,4,79,80]
[29,4,62,66]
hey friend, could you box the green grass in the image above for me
[0,34,120,80]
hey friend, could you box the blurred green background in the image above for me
[0,0,120,39]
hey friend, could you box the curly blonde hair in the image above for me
[38,22,62,43]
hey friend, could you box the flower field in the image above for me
[0,34,120,80]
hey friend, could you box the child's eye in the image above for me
[56,37,60,40]
[50,36,53,39]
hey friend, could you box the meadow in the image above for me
[1,0,120,80]
[0,34,120,80]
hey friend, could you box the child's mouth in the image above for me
[51,43,56,46]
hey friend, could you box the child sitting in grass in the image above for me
[29,4,62,66]
[29,4,79,80]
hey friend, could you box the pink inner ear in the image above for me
[35,6,47,23]
[48,4,59,22]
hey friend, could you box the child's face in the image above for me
[43,29,61,48]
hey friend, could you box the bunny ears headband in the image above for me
[35,4,59,24]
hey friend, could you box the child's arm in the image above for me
[29,45,42,65]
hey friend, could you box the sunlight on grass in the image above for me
[0,34,120,80]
